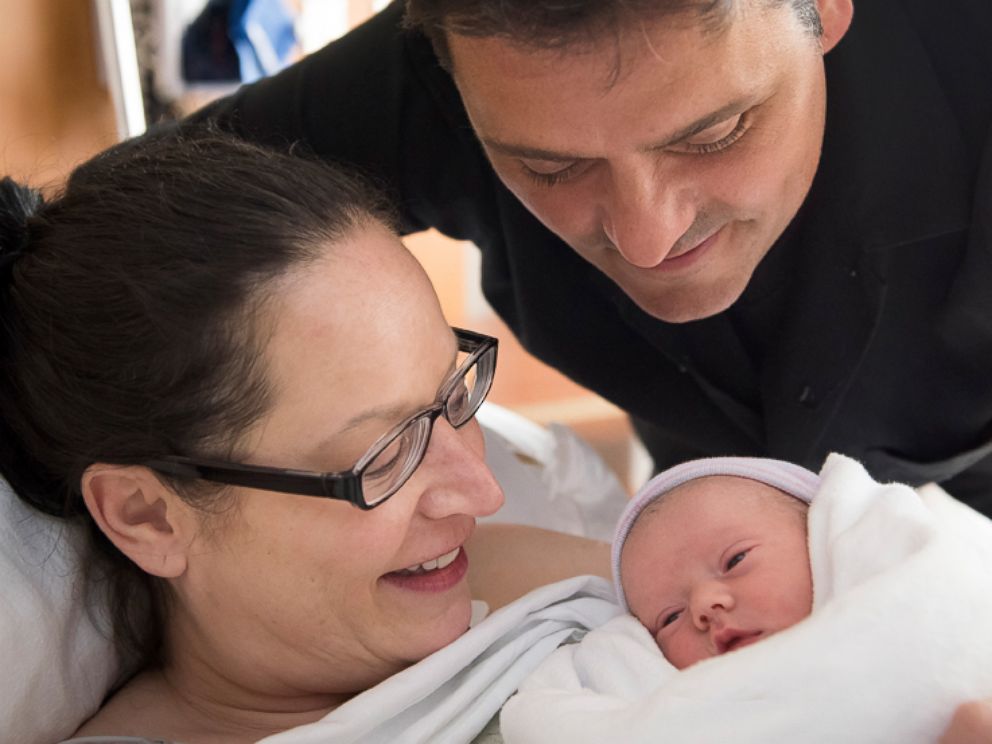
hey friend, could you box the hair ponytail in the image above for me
[0,177,66,517]
[0,176,42,272]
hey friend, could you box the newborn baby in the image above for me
[611,458,820,669]
[504,455,992,744]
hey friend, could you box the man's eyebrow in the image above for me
[481,139,586,163]
[648,97,753,150]
[481,97,755,162]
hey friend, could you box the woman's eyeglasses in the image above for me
[145,328,497,510]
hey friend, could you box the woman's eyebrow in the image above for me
[339,403,413,435]
[299,403,412,464]
[335,357,460,437]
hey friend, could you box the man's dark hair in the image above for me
[0,130,391,677]
[404,0,824,71]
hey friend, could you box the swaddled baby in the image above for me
[611,457,819,669]
[503,455,992,744]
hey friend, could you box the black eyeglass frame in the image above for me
[145,328,497,510]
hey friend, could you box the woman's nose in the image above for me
[414,417,504,520]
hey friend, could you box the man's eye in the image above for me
[674,113,750,155]
[725,550,748,571]
[521,158,576,175]
[685,116,742,146]
[519,159,581,187]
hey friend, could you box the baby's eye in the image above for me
[661,609,682,628]
[725,551,748,571]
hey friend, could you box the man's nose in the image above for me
[601,163,695,268]
[415,417,504,520]
[690,580,734,630]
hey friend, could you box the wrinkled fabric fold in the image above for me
[260,575,621,744]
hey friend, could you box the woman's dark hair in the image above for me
[0,129,392,673]
[404,0,823,71]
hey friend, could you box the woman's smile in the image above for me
[380,546,470,593]
[393,546,463,575]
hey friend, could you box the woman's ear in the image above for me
[81,465,193,579]
[817,0,854,54]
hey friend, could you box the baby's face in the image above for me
[620,476,812,669]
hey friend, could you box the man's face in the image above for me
[449,2,841,322]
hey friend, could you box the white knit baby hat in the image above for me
[611,456,821,610]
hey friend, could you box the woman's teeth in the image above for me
[396,547,460,575]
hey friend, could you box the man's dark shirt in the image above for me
[194,0,992,513]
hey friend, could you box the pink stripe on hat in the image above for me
[611,456,820,610]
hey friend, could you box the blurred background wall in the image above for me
[0,0,117,187]
[0,0,645,491]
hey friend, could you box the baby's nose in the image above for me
[690,583,734,629]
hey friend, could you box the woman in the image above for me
[0,131,609,743]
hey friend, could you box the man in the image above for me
[194,0,992,512]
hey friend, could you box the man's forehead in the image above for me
[446,5,734,86]
[448,14,775,154]
[437,0,739,61]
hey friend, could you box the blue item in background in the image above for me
[228,0,297,82]
[182,0,297,84]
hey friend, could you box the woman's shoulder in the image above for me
[68,671,188,744]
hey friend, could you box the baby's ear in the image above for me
[81,464,194,578]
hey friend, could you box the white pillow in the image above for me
[0,477,119,744]
[477,403,629,542]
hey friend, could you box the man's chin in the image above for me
[627,280,746,323]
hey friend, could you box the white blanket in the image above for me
[501,454,992,744]
[259,575,620,744]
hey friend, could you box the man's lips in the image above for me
[666,225,724,262]
[641,224,726,274]
[715,629,763,654]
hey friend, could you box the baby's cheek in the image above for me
[773,584,813,630]
[663,634,707,671]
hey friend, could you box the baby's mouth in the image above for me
[717,630,763,654]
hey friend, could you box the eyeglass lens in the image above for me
[360,343,495,506]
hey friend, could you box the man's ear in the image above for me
[817,0,854,54]
[81,465,193,579]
